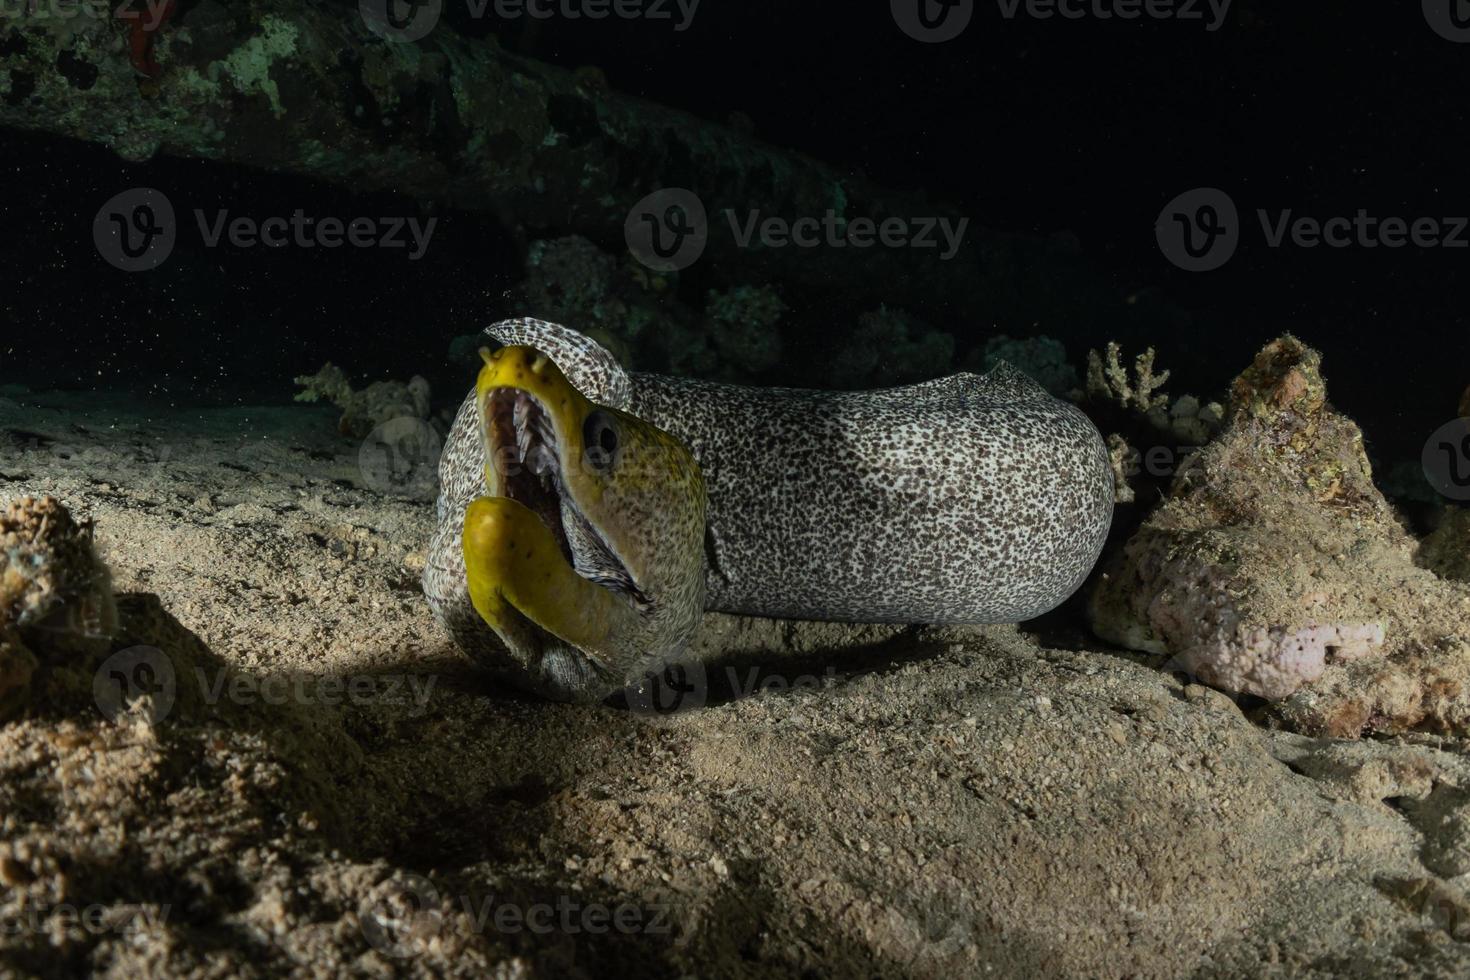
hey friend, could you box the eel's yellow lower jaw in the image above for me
[461,496,626,665]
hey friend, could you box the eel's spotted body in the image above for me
[424,318,1114,700]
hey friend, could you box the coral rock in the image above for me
[1090,336,1470,731]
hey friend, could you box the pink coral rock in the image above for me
[1090,337,1469,731]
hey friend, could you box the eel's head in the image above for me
[462,345,707,701]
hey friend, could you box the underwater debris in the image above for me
[1089,336,1470,729]
[292,363,431,439]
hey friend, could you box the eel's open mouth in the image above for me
[481,386,650,610]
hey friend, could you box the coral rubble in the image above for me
[293,363,431,438]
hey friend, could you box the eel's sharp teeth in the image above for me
[514,397,533,462]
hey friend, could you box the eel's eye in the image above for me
[583,411,620,471]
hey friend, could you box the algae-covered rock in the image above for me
[1090,337,1470,734]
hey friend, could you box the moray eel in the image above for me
[424,318,1114,702]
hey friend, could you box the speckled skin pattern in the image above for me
[425,319,1114,685]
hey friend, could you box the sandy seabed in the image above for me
[2,386,1469,979]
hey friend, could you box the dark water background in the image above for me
[4,0,1466,470]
